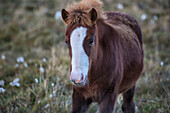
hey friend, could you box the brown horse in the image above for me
[61,0,143,113]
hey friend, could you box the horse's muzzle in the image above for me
[70,74,87,87]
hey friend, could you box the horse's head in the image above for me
[61,8,98,87]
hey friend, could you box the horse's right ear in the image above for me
[61,9,69,24]
[89,8,98,24]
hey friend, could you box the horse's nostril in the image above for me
[75,77,83,84]
[71,79,75,83]
[80,75,84,81]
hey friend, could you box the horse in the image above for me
[61,0,144,112]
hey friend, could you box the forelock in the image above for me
[65,0,103,26]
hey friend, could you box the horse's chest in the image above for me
[78,85,104,102]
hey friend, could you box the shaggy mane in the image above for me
[65,0,103,26]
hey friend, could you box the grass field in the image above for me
[0,0,169,113]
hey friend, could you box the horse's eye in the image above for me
[89,38,93,45]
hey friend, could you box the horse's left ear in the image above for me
[89,8,98,24]
[61,9,69,24]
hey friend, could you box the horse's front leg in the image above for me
[71,89,92,113]
[99,90,118,113]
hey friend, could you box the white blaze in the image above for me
[70,27,89,80]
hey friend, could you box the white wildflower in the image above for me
[135,105,138,111]
[10,78,20,87]
[153,15,158,20]
[38,100,40,103]
[56,77,60,81]
[141,13,147,20]
[50,94,53,98]
[35,78,38,83]
[15,83,20,87]
[10,82,13,86]
[39,67,45,73]
[24,62,28,68]
[117,3,123,10]
[53,90,56,96]
[51,83,54,87]
[0,87,5,93]
[42,58,47,63]
[160,61,164,66]
[55,11,61,19]
[17,57,24,63]
[13,78,19,83]
[1,54,5,60]
[0,80,5,86]
[15,63,19,67]
[44,104,49,108]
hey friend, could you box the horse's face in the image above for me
[61,8,97,87]
[65,25,96,87]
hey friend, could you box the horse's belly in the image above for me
[118,62,143,93]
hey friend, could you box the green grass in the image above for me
[0,0,169,113]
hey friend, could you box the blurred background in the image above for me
[0,0,169,112]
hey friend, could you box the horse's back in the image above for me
[103,11,143,45]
